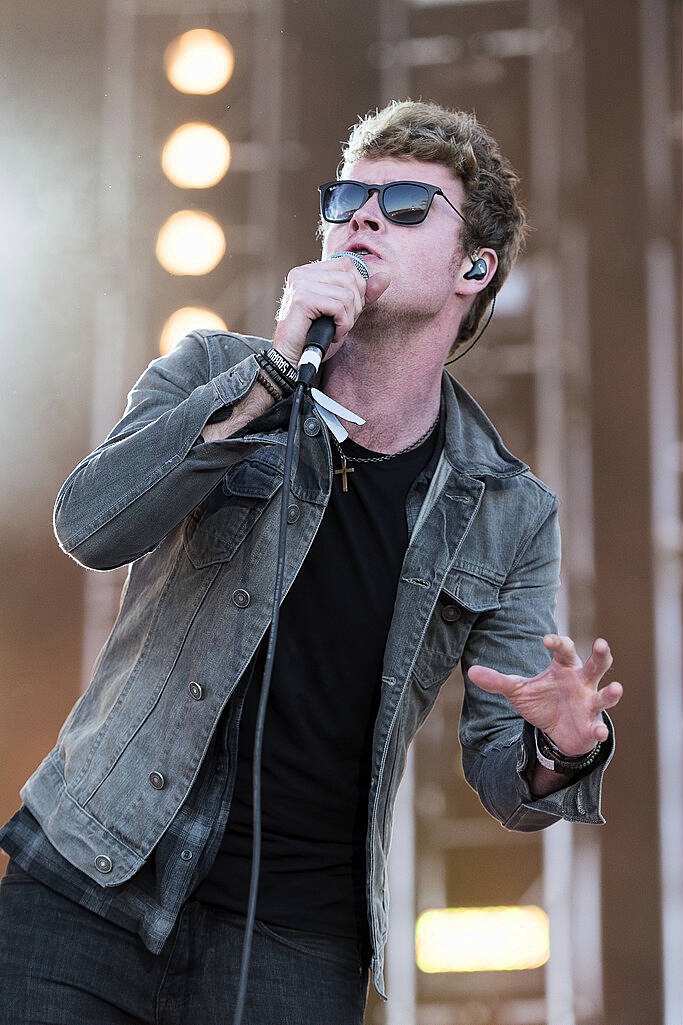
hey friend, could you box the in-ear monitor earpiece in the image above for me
[463,249,488,281]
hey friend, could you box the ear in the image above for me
[455,247,498,294]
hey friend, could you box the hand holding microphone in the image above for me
[296,252,369,384]
[272,252,391,380]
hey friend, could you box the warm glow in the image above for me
[156,210,226,275]
[415,906,550,973]
[164,29,234,94]
[159,307,227,356]
[162,123,231,188]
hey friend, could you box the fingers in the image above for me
[275,258,370,354]
[583,636,614,682]
[543,634,616,685]
[593,680,623,713]
[543,633,583,669]
[365,271,391,304]
[592,720,610,743]
[302,281,364,340]
[588,679,622,744]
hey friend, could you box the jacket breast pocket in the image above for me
[183,448,284,568]
[413,569,502,689]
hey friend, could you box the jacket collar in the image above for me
[235,335,526,479]
[440,370,529,478]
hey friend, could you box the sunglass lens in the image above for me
[383,183,430,224]
[322,182,368,222]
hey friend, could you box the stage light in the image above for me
[156,210,226,276]
[161,123,231,188]
[164,29,234,95]
[159,307,227,355]
[415,906,550,973]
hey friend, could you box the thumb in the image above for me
[468,665,525,697]
[364,271,391,305]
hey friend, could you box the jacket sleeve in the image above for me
[53,330,267,572]
[459,491,615,831]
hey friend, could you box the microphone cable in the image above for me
[231,379,305,1025]
[444,293,496,366]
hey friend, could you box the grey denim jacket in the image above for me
[20,329,614,999]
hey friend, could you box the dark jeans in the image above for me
[0,860,371,1025]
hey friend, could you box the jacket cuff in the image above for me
[505,711,615,829]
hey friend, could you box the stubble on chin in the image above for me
[354,293,398,342]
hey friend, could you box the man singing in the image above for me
[0,100,622,1024]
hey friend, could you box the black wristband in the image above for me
[263,347,298,385]
[535,727,602,774]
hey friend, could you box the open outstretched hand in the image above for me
[467,634,623,756]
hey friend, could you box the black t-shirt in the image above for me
[193,416,444,946]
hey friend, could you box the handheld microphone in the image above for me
[296,251,369,385]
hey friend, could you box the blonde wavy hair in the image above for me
[320,99,530,359]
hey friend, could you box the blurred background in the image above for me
[0,1,681,1023]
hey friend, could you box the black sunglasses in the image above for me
[318,179,471,227]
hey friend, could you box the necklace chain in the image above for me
[331,413,440,466]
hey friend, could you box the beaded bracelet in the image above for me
[256,369,284,403]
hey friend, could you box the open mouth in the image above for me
[349,246,381,260]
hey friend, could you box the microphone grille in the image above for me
[330,250,369,280]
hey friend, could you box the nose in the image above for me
[350,188,383,232]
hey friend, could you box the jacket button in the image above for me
[180,849,193,861]
[232,589,251,608]
[188,681,203,700]
[149,771,165,790]
[95,855,113,874]
[287,504,300,524]
[303,417,321,437]
[441,604,461,623]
